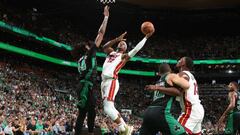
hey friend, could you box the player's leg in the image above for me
[77,81,91,108]
[139,122,151,135]
[102,80,125,129]
[233,112,240,135]
[87,101,96,134]
[178,113,195,135]
[139,107,158,135]
[164,113,187,135]
[75,107,87,135]
[225,113,234,135]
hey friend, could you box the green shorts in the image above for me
[225,112,240,135]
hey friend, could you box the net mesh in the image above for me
[98,0,115,4]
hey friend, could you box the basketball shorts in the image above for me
[178,104,204,135]
[140,106,186,135]
[225,111,240,135]
[101,79,119,101]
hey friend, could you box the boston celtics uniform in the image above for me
[77,44,97,108]
[225,91,240,135]
[75,43,98,135]
[140,73,186,135]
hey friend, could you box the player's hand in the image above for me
[104,5,110,17]
[145,85,157,91]
[116,32,127,42]
[145,30,154,39]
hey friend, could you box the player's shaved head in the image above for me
[71,41,94,61]
[184,57,194,70]
[176,57,193,71]
[117,41,127,52]
[159,63,171,75]
[71,43,86,61]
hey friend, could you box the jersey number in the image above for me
[194,83,199,95]
[107,55,118,63]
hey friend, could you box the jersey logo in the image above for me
[174,125,181,131]
[78,55,87,74]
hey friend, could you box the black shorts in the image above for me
[139,106,186,135]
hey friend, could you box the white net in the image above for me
[98,0,115,4]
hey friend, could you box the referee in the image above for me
[71,6,109,135]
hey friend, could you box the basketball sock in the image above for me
[120,117,126,126]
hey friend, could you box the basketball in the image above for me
[141,21,155,35]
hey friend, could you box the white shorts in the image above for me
[178,104,204,134]
[101,79,119,101]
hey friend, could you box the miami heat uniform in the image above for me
[178,71,204,135]
[101,51,125,101]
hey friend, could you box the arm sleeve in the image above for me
[128,37,147,57]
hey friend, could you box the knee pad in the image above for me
[103,99,118,121]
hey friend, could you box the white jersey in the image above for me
[177,71,204,134]
[179,71,202,111]
[102,51,124,79]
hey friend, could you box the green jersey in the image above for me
[151,73,179,114]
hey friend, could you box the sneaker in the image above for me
[124,125,133,135]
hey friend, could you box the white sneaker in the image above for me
[125,125,133,135]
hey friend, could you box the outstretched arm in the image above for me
[122,31,154,62]
[95,6,109,48]
[103,32,127,54]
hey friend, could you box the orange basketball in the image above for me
[141,21,155,35]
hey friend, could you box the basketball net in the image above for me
[98,0,115,4]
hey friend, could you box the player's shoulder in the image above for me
[167,73,177,79]
[178,71,190,81]
[108,51,116,55]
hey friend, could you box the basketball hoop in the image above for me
[98,0,115,4]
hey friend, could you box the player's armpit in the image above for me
[121,54,131,62]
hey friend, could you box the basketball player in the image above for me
[218,82,240,135]
[101,31,154,135]
[71,6,109,135]
[176,57,204,135]
[141,63,189,135]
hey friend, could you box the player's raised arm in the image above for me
[95,6,109,48]
[103,32,127,54]
[122,32,153,61]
